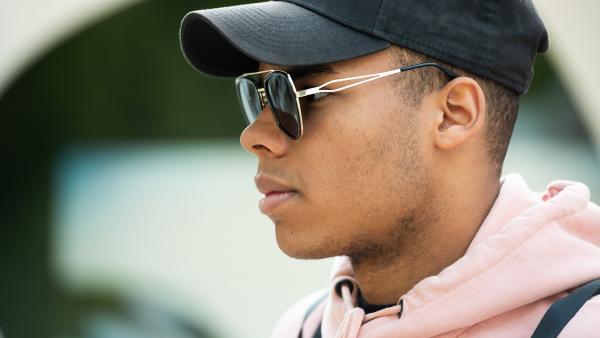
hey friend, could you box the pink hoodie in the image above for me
[271,173,600,337]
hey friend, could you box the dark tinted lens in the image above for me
[266,73,301,139]
[236,78,262,125]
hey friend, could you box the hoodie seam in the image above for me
[453,327,470,338]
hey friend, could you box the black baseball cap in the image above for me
[180,0,548,94]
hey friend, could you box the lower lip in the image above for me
[259,191,298,214]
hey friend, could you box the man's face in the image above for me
[240,48,433,260]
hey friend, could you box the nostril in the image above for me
[252,144,269,151]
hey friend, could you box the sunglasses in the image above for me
[235,62,458,140]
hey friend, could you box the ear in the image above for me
[432,77,486,150]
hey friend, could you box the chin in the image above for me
[273,221,343,259]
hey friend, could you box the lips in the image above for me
[254,174,298,195]
[254,174,299,214]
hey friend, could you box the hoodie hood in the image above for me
[319,173,600,337]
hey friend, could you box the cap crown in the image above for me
[284,0,549,94]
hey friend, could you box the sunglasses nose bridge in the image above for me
[257,87,269,108]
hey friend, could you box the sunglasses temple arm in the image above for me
[400,63,459,79]
[296,62,459,98]
[296,69,403,98]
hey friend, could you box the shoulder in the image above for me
[270,288,328,338]
[559,295,600,337]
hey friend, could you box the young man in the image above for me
[180,1,600,337]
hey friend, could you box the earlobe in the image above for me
[433,77,486,150]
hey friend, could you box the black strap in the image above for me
[312,321,323,338]
[531,278,600,338]
[297,292,328,338]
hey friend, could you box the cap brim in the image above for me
[180,1,390,77]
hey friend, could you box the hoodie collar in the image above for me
[322,173,599,338]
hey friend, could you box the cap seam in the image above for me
[214,8,320,45]
[213,4,384,50]
[283,0,380,39]
[371,0,387,35]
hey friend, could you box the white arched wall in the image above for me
[0,0,141,95]
[535,1,600,153]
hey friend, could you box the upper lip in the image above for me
[254,174,297,195]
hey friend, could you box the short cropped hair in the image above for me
[389,45,519,176]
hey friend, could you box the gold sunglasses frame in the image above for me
[235,62,458,140]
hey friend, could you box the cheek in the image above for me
[301,93,417,218]
[275,93,427,258]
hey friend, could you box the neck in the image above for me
[351,173,501,305]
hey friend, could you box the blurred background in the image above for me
[0,0,598,337]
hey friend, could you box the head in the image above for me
[239,44,514,260]
[180,0,547,262]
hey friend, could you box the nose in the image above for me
[240,105,290,158]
